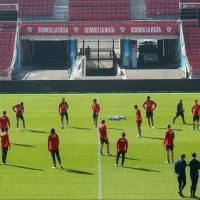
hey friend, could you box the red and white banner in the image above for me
[0,4,17,11]
[181,3,200,9]
[21,22,178,36]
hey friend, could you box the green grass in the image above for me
[0,93,200,200]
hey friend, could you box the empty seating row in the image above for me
[180,0,200,2]
[181,20,199,27]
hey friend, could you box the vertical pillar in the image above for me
[122,39,131,67]
[70,40,77,69]
[131,40,137,68]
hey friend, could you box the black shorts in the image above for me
[61,112,68,119]
[176,112,183,117]
[193,116,199,121]
[166,145,174,151]
[93,113,98,119]
[16,114,24,120]
[100,138,109,145]
[137,120,142,126]
[146,111,153,118]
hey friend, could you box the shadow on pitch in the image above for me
[61,168,94,175]
[70,126,92,131]
[156,127,183,131]
[0,164,43,171]
[26,129,49,134]
[12,143,36,148]
[109,155,140,161]
[124,166,160,172]
[107,128,124,131]
[142,136,163,140]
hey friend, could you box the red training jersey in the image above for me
[136,108,142,121]
[13,104,24,115]
[98,124,107,139]
[117,137,128,152]
[59,101,68,113]
[143,100,157,112]
[0,115,10,128]
[48,133,59,150]
[1,131,10,147]
[92,103,100,114]
[164,129,175,146]
[192,104,200,116]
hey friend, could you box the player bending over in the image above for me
[173,99,186,124]
[164,125,175,164]
[143,96,157,128]
[12,102,25,130]
[98,120,111,155]
[59,98,69,127]
[92,99,100,128]
[48,128,63,169]
[0,111,10,131]
[192,100,200,130]
[134,105,142,137]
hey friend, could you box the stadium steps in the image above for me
[130,0,147,20]
[53,0,69,20]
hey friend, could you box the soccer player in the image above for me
[48,128,63,169]
[192,100,200,130]
[92,99,100,128]
[164,125,175,164]
[173,99,186,124]
[115,133,128,167]
[0,111,10,132]
[12,102,25,130]
[134,105,142,137]
[59,98,69,127]
[1,127,10,165]
[98,120,111,155]
[143,96,157,128]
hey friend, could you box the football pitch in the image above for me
[1,93,200,200]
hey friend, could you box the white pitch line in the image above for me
[97,97,102,200]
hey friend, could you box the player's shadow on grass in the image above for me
[61,168,94,175]
[26,129,49,134]
[70,127,92,131]
[0,164,43,171]
[124,166,160,172]
[107,128,124,131]
[142,136,163,140]
[12,143,36,148]
[156,127,183,131]
[109,155,140,161]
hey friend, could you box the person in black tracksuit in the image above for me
[174,154,187,196]
[188,153,200,198]
[173,99,186,124]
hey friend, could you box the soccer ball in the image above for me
[60,125,64,129]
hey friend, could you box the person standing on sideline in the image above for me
[115,133,128,167]
[164,125,175,163]
[58,98,69,127]
[92,99,100,128]
[192,100,200,130]
[0,111,10,131]
[12,102,25,130]
[1,127,10,165]
[188,153,200,198]
[173,99,186,124]
[143,96,157,128]
[134,105,142,137]
[48,128,63,169]
[174,154,187,197]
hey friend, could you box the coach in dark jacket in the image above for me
[174,154,187,196]
[188,153,200,198]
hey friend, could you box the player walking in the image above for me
[12,102,25,130]
[1,127,10,165]
[134,105,142,137]
[143,96,157,128]
[164,125,175,164]
[92,99,100,128]
[192,100,200,130]
[48,128,63,169]
[115,133,128,167]
[98,120,111,155]
[0,111,10,131]
[173,99,186,124]
[59,98,69,127]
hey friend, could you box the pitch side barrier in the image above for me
[0,80,200,93]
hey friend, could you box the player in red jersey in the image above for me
[164,125,175,164]
[115,133,128,167]
[48,128,63,169]
[0,111,10,132]
[192,100,200,130]
[1,127,10,165]
[92,99,100,128]
[59,98,69,127]
[143,96,157,128]
[12,102,25,130]
[98,120,111,155]
[134,105,142,137]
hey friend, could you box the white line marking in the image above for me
[97,97,102,200]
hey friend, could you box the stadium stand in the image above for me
[68,0,130,21]
[0,22,17,79]
[180,0,200,2]
[145,0,180,15]
[0,0,18,3]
